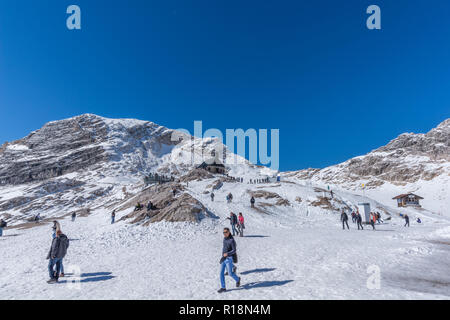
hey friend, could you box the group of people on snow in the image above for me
[342,207,417,231]
[226,212,245,237]
[249,177,270,184]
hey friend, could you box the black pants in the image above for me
[371,221,375,230]
[342,220,349,229]
[357,222,364,230]
[405,221,409,227]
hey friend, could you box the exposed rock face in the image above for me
[248,190,291,207]
[289,119,450,186]
[0,114,179,186]
[118,183,212,224]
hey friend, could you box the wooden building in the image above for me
[392,193,423,208]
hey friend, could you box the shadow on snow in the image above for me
[240,268,276,275]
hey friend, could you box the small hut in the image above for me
[392,193,423,208]
[197,158,226,174]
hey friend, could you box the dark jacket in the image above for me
[356,214,362,223]
[250,197,255,204]
[227,214,238,225]
[221,235,237,263]
[47,234,70,260]
[405,215,409,222]
[341,212,348,221]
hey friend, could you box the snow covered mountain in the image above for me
[286,119,450,215]
[0,114,269,224]
[1,114,450,300]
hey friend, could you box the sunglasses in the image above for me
[223,231,229,234]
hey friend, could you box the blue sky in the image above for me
[0,0,449,170]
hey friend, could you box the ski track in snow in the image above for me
[1,181,450,300]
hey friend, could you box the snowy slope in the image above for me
[0,114,449,299]
[286,119,450,215]
[1,177,449,299]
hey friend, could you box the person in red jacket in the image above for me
[370,212,376,230]
[237,213,245,237]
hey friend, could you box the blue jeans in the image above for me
[111,217,115,224]
[0,227,3,236]
[54,260,64,275]
[220,257,239,289]
[231,224,238,236]
[48,258,63,279]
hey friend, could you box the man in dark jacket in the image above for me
[356,212,364,230]
[341,210,349,230]
[46,230,70,283]
[218,228,241,293]
[226,212,238,236]
[404,214,410,227]
[250,196,255,208]
[0,219,6,236]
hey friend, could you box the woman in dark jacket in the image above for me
[218,228,241,293]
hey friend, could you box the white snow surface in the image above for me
[1,177,449,300]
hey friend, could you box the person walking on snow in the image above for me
[341,210,349,230]
[226,212,238,236]
[111,210,116,224]
[227,193,233,203]
[0,219,6,237]
[351,211,356,223]
[404,214,410,227]
[356,212,364,230]
[370,212,376,230]
[376,212,383,224]
[71,212,76,222]
[237,212,245,237]
[217,228,241,293]
[51,221,65,277]
[46,230,69,284]
[211,192,215,202]
[250,196,255,208]
[52,221,61,238]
